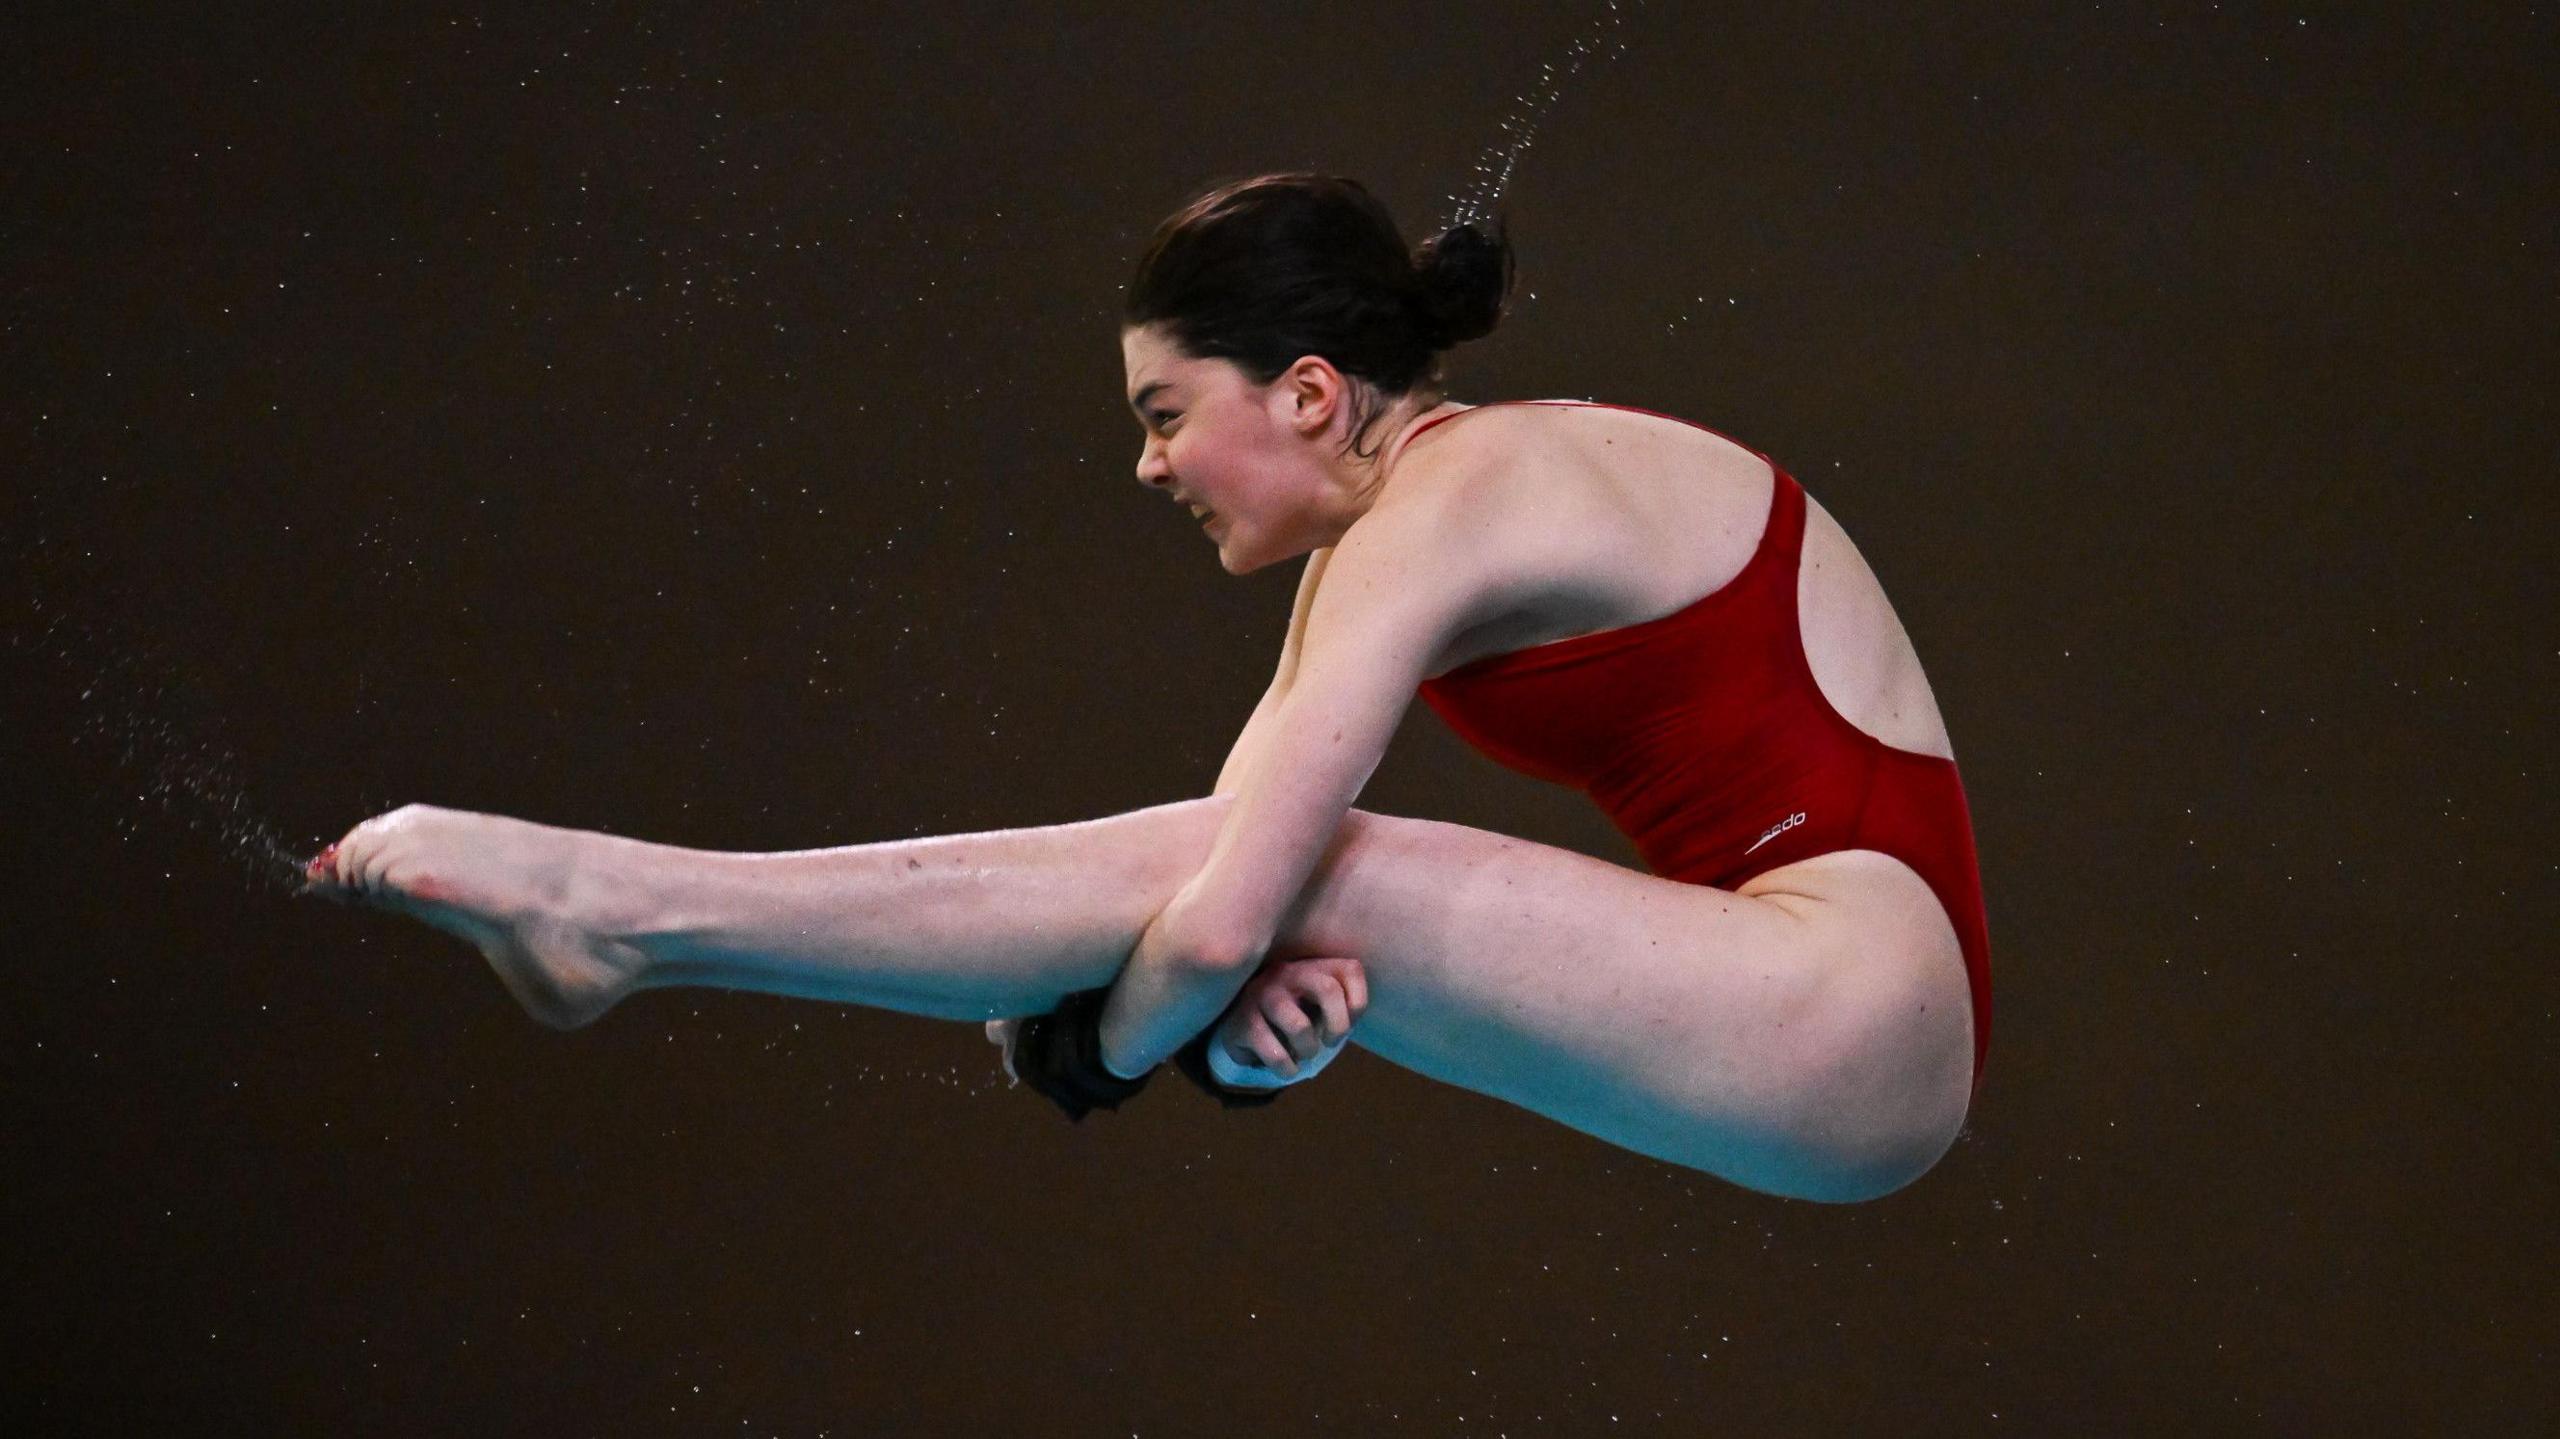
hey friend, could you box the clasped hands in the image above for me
[986,954,1369,1090]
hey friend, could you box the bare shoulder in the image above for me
[1374,405,1636,602]
[1285,401,1750,679]
[1388,402,1561,499]
[1275,407,1600,675]
[1339,422,1573,638]
[1269,421,1550,678]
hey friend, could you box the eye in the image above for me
[1150,411,1180,432]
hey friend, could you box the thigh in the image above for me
[1276,811,1968,1199]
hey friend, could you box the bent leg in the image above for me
[1269,815,1972,1199]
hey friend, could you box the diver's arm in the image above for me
[1097,493,1504,1079]
[1212,547,1329,798]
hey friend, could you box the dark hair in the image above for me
[1123,173,1517,458]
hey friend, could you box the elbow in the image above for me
[1181,928,1265,975]
[1179,913,1269,976]
[1141,896,1259,972]
[1149,891,1265,975]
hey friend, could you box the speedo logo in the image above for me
[1744,811,1807,855]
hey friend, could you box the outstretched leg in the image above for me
[315,795,1971,1199]
[611,796,1245,1021]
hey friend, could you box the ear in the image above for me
[1278,355,1351,440]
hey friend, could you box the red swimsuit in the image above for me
[1410,402,1993,1095]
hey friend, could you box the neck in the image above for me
[1337,392,1464,515]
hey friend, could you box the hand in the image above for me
[1212,955,1368,1080]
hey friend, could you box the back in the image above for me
[1400,401,1992,1085]
[1350,400,1954,767]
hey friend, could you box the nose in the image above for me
[1135,435,1172,488]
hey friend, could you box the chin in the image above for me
[1212,529,1292,577]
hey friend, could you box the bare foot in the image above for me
[305,803,647,1030]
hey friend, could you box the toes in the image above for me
[298,842,343,895]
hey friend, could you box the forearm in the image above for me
[1095,906,1258,1079]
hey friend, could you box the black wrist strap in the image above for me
[1010,987,1284,1118]
[1011,987,1152,1122]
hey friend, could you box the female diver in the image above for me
[303,174,1991,1203]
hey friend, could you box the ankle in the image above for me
[559,827,684,978]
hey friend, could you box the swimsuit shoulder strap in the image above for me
[1389,399,1776,473]
[1382,400,1522,476]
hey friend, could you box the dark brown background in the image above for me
[4,3,2549,1433]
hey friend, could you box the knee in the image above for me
[1785,1114,1965,1204]
[1794,1081,1970,1201]
[1768,1002,1974,1204]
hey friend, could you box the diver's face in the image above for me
[1121,323,1307,575]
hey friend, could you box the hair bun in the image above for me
[1411,218,1517,350]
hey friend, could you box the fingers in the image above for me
[1308,983,1352,1048]
[1253,1029,1299,1078]
[1257,989,1313,1063]
[1232,1016,1298,1078]
[1259,962,1361,1039]
[1338,959,1369,1018]
[1221,954,1376,1078]
[1299,956,1366,1019]
[1266,986,1358,1064]
[1273,983,1348,1052]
